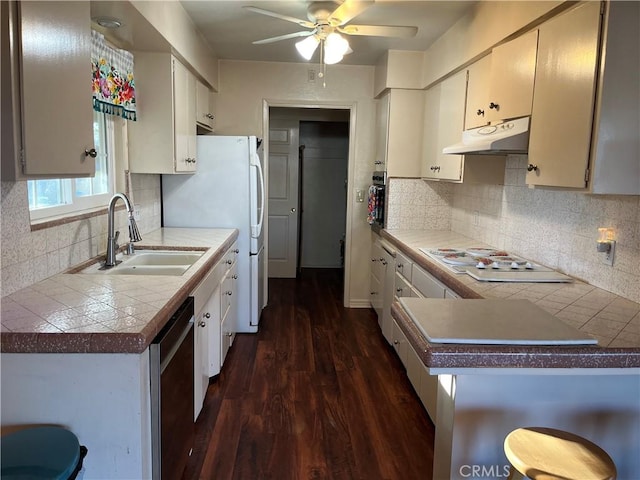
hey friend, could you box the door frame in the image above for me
[262,99,356,307]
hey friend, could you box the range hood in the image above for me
[443,116,530,155]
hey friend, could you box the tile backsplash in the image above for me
[387,155,640,304]
[1,174,161,297]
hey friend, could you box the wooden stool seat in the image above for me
[504,427,617,480]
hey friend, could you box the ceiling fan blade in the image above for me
[243,6,315,28]
[252,31,315,45]
[328,0,374,26]
[338,24,418,38]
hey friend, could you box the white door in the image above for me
[267,119,300,278]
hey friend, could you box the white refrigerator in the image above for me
[162,136,266,332]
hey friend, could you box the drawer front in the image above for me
[395,251,413,282]
[412,265,446,298]
[392,320,409,367]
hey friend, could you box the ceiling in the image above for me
[179,1,476,66]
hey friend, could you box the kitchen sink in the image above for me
[124,251,204,267]
[79,250,204,276]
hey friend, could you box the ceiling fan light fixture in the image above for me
[325,32,350,57]
[295,35,320,60]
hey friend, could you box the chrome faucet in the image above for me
[104,193,142,267]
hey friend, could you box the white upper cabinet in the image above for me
[2,1,95,179]
[464,55,492,130]
[422,72,465,181]
[486,30,538,123]
[422,70,506,184]
[527,1,639,194]
[195,79,214,131]
[374,89,425,177]
[128,53,197,174]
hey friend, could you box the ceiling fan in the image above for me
[244,1,418,65]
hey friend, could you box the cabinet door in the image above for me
[487,30,538,122]
[381,247,395,344]
[386,89,425,178]
[392,320,409,368]
[173,58,197,172]
[465,55,492,129]
[195,80,214,130]
[423,71,465,182]
[527,2,601,188]
[19,1,95,177]
[195,291,220,420]
[374,92,390,170]
[422,84,441,177]
[221,262,237,365]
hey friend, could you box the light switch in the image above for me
[356,189,364,202]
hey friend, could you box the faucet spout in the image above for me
[104,193,142,267]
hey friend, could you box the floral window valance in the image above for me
[91,30,136,121]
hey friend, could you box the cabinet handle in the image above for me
[527,164,538,172]
[227,332,233,337]
[374,160,382,165]
[226,259,233,265]
[489,102,500,110]
[477,109,485,117]
[430,165,441,172]
[397,263,403,270]
[198,320,206,327]
[371,258,377,263]
[226,291,233,296]
[393,340,399,345]
[206,113,215,120]
[204,312,211,319]
[232,274,238,279]
[234,249,239,254]
[396,288,402,293]
[84,148,97,158]
[371,291,377,295]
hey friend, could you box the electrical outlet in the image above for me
[133,205,141,220]
[601,240,616,266]
[473,210,479,226]
[356,189,364,202]
[308,69,316,83]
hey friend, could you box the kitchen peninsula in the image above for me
[380,229,640,479]
[1,228,238,479]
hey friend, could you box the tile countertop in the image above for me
[1,228,238,354]
[382,229,640,370]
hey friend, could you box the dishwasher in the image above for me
[150,296,195,480]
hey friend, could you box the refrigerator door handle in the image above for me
[251,152,265,238]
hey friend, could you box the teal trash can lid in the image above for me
[1,426,81,479]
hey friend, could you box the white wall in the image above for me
[215,60,376,306]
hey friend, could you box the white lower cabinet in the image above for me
[392,248,459,424]
[194,287,220,420]
[191,241,238,420]
[220,260,238,366]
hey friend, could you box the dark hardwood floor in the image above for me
[183,268,435,480]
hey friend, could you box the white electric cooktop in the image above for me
[399,297,598,346]
[419,247,573,282]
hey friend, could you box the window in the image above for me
[28,111,116,221]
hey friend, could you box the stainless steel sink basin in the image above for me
[80,250,204,276]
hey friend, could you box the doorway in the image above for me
[267,107,350,279]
